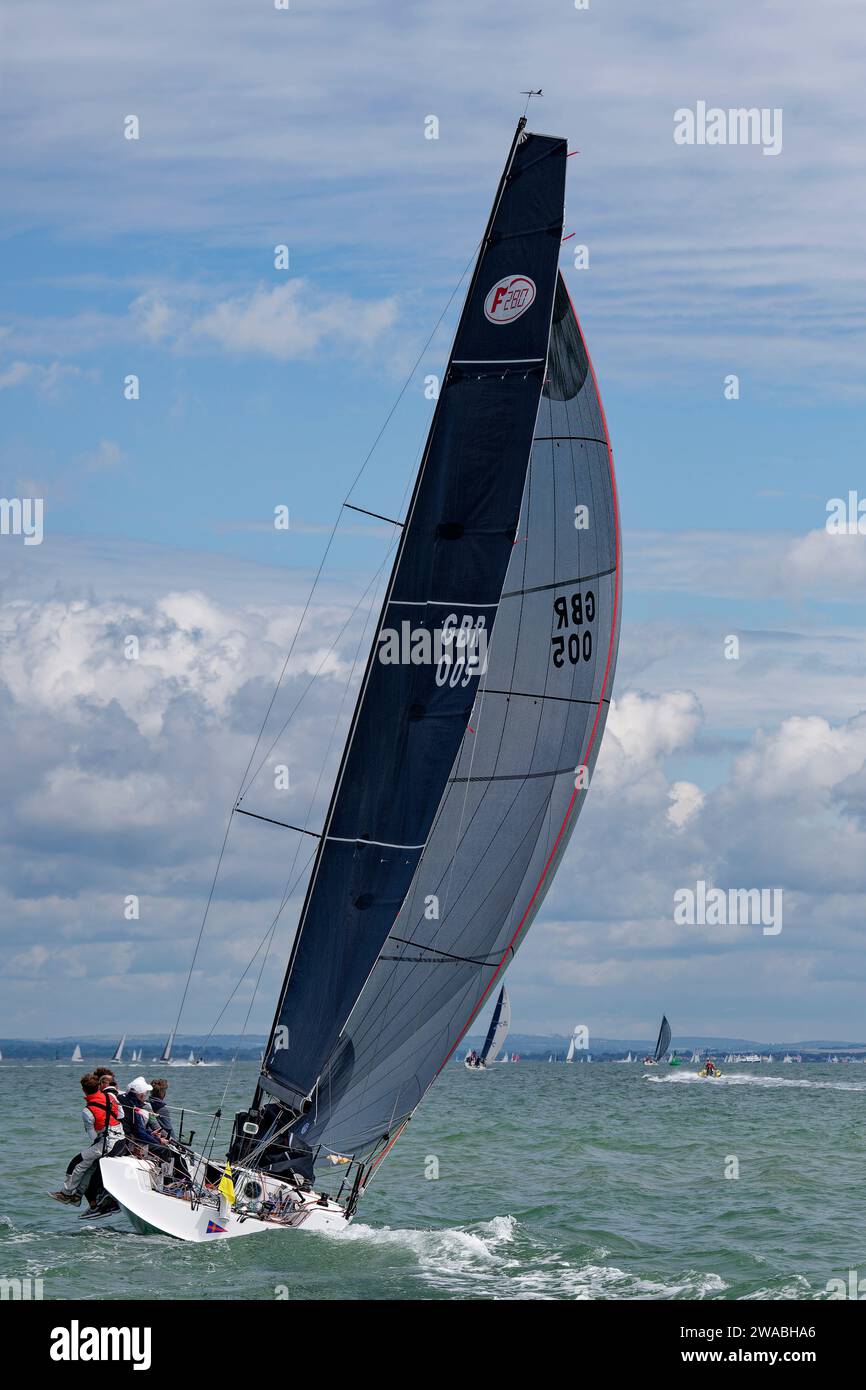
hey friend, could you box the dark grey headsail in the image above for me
[480,986,511,1065]
[654,1016,671,1062]
[288,270,621,1161]
[258,122,568,1114]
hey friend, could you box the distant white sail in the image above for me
[566,1036,575,1063]
[111,1034,126,1063]
[71,1044,82,1063]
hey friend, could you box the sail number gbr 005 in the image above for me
[551,590,595,667]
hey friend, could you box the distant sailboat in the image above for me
[464,986,510,1070]
[690,1048,701,1063]
[565,1025,582,1064]
[70,1044,82,1063]
[643,1015,670,1065]
[154,1032,174,1063]
[111,1034,126,1064]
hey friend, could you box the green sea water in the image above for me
[3,1060,864,1300]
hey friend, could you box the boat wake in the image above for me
[644,1071,866,1092]
[336,1215,729,1299]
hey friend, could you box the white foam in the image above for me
[644,1070,866,1092]
[330,1215,727,1299]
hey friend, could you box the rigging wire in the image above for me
[212,534,397,1114]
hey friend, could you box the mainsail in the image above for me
[111,1034,125,1064]
[480,986,510,1065]
[243,120,620,1178]
[654,1015,671,1062]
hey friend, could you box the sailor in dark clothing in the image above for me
[148,1078,175,1138]
[121,1077,168,1149]
[121,1076,191,1184]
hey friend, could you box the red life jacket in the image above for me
[85,1089,121,1132]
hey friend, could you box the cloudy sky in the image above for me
[2,0,865,1043]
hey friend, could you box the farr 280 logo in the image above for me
[484,274,536,324]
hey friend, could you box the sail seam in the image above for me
[327,836,426,850]
[450,765,578,784]
[533,435,609,445]
[474,689,610,706]
[502,563,615,598]
[387,598,500,608]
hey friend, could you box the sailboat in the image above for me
[565,1027,581,1064]
[111,1034,126,1064]
[643,1015,670,1065]
[153,1032,174,1064]
[70,1044,82,1063]
[465,985,510,1069]
[99,116,620,1242]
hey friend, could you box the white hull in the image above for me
[100,1155,349,1243]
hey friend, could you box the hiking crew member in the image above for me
[50,1074,124,1207]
